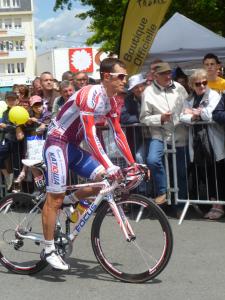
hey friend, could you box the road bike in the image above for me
[0,159,173,283]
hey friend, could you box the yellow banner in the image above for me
[119,0,172,75]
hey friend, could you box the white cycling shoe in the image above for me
[41,250,70,271]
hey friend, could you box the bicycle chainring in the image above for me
[55,233,73,258]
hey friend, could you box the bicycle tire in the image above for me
[91,194,173,283]
[0,192,48,274]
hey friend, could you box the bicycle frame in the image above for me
[68,179,135,242]
[10,178,137,246]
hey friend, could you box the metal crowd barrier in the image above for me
[0,122,224,225]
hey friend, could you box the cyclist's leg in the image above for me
[68,145,105,199]
[42,139,70,270]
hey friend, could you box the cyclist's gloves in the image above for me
[106,165,123,180]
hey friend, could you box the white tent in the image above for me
[142,12,225,72]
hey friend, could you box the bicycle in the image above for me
[0,159,173,283]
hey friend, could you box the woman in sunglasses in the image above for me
[180,68,225,220]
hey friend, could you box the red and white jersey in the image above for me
[48,84,135,169]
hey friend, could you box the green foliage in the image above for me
[53,0,225,53]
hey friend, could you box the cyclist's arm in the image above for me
[80,112,113,169]
[107,114,135,165]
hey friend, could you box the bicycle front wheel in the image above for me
[91,194,173,283]
[0,192,47,274]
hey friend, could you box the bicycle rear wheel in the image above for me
[0,192,47,274]
[91,194,173,283]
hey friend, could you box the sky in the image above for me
[33,0,92,53]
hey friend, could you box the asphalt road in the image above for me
[0,213,224,300]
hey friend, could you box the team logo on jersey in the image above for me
[87,90,97,109]
[49,152,60,185]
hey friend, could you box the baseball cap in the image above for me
[154,62,171,74]
[128,73,146,91]
[29,95,43,107]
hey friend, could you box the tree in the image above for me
[54,0,225,53]
[54,0,128,53]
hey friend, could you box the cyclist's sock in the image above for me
[44,239,55,254]
[63,193,79,205]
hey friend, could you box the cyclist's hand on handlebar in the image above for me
[106,165,123,181]
[129,163,150,180]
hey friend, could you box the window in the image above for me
[0,64,4,74]
[15,40,19,50]
[5,40,13,50]
[17,62,24,73]
[15,40,24,50]
[20,40,24,50]
[1,0,20,8]
[4,19,12,29]
[2,0,10,8]
[12,0,20,7]
[7,63,15,74]
[14,18,21,29]
[0,41,4,50]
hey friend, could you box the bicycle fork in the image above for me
[108,195,136,242]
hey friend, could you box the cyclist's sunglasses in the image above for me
[194,80,208,87]
[109,72,128,80]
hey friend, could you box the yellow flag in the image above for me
[119,0,172,75]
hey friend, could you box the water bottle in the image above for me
[70,200,90,223]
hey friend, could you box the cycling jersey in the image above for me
[47,84,135,169]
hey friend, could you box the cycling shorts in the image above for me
[43,136,104,193]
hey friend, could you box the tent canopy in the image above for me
[142,13,225,71]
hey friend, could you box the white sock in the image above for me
[64,193,79,204]
[44,240,55,254]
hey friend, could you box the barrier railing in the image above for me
[0,122,224,224]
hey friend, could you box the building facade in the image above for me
[0,0,35,94]
[37,47,109,81]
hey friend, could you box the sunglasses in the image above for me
[109,72,128,80]
[194,80,208,87]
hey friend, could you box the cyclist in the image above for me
[41,58,137,270]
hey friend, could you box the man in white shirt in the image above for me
[140,62,188,206]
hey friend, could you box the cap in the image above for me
[154,62,171,74]
[5,91,18,100]
[128,73,146,91]
[29,95,43,107]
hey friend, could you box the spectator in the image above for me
[62,70,75,83]
[12,84,19,96]
[31,77,43,97]
[180,68,225,220]
[74,71,89,91]
[53,79,60,92]
[14,95,52,189]
[173,67,191,94]
[121,73,147,194]
[140,62,188,209]
[17,84,30,110]
[40,72,59,112]
[52,80,75,118]
[203,53,225,93]
[121,73,146,124]
[145,59,163,85]
[27,95,51,136]
[0,92,23,189]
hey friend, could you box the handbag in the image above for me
[26,135,45,161]
[193,124,213,166]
